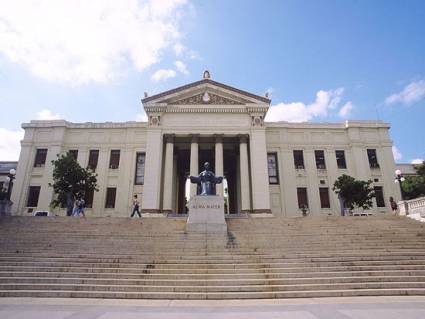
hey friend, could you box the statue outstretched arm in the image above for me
[190,176,201,184]
[214,176,223,184]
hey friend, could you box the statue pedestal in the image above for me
[186,195,227,233]
[0,200,12,217]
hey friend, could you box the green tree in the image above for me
[49,153,98,213]
[402,161,425,200]
[332,174,376,211]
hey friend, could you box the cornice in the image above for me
[144,104,269,114]
[22,120,148,129]
[265,120,390,130]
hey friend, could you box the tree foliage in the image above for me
[332,174,376,210]
[402,161,425,200]
[49,153,98,208]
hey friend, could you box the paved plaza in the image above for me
[1,296,425,319]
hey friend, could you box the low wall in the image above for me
[398,196,425,222]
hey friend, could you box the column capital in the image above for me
[214,134,224,143]
[163,134,175,143]
[190,134,200,143]
[238,134,249,144]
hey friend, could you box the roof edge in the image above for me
[142,79,271,104]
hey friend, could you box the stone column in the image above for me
[304,149,320,216]
[141,129,163,214]
[162,134,174,214]
[239,135,251,213]
[189,134,199,198]
[215,134,224,196]
[249,129,271,215]
[11,139,33,215]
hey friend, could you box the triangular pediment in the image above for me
[142,79,270,106]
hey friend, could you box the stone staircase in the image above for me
[0,215,425,299]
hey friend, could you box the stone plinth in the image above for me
[0,200,12,217]
[186,195,227,233]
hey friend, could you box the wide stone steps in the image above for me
[2,275,425,286]
[1,288,425,299]
[1,215,425,299]
[2,281,425,293]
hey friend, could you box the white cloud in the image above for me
[392,146,402,162]
[411,159,424,164]
[0,128,24,160]
[36,109,61,120]
[338,101,354,118]
[151,69,176,82]
[175,60,188,75]
[266,88,350,122]
[385,80,425,105]
[173,43,186,56]
[136,112,148,122]
[0,0,188,85]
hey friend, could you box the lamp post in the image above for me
[394,169,405,200]
[6,168,16,201]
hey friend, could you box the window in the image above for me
[297,187,308,209]
[34,149,48,167]
[26,186,41,207]
[315,150,326,169]
[85,189,94,208]
[105,187,116,208]
[367,149,379,168]
[293,150,305,169]
[319,187,331,208]
[374,186,385,207]
[335,150,347,169]
[267,153,279,184]
[134,153,146,185]
[88,150,99,170]
[68,150,78,160]
[109,150,120,169]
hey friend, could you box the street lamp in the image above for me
[6,168,16,201]
[394,169,405,200]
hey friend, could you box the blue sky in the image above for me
[0,0,424,163]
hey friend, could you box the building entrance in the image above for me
[171,136,241,214]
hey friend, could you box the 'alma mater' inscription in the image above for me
[190,203,222,210]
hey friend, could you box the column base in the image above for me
[240,209,252,214]
[141,209,166,217]
[250,209,273,217]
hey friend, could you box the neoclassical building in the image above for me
[11,72,400,217]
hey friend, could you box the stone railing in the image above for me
[398,196,425,218]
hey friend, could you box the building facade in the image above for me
[11,74,400,217]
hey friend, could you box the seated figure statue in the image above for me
[190,162,223,196]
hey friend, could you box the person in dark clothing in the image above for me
[131,194,141,218]
[389,196,398,214]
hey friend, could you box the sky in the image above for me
[0,0,424,164]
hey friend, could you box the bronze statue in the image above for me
[190,162,223,195]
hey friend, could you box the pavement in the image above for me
[1,296,425,319]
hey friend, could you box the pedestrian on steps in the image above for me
[72,199,80,217]
[78,197,86,218]
[389,196,398,215]
[131,194,141,218]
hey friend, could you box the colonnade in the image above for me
[161,134,252,214]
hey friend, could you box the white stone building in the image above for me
[11,73,400,217]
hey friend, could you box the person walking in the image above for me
[131,194,141,218]
[72,199,80,217]
[78,197,86,218]
[389,196,398,215]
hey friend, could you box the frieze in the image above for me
[171,93,243,105]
